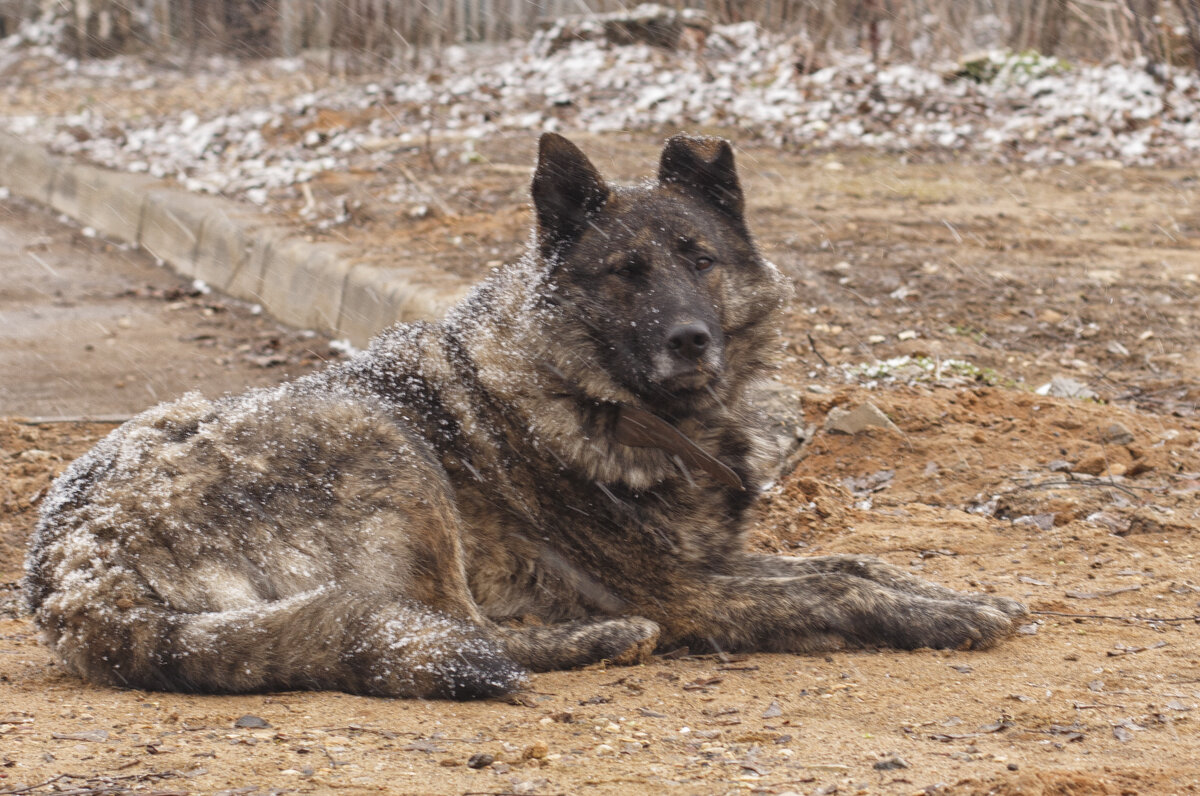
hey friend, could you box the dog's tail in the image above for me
[34,586,525,700]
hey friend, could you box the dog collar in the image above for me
[614,405,743,490]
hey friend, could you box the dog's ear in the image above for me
[658,135,745,221]
[532,133,609,256]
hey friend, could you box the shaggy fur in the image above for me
[26,134,1025,699]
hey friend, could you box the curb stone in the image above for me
[0,133,60,204]
[140,188,230,277]
[48,161,156,243]
[0,131,460,346]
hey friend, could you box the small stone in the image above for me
[51,730,108,743]
[1047,459,1072,472]
[1100,422,1135,445]
[1036,376,1097,399]
[761,700,783,719]
[873,756,909,771]
[1013,514,1055,531]
[1008,762,1020,771]
[233,715,270,729]
[1038,308,1064,324]
[1121,507,1189,536]
[823,402,901,435]
[467,752,495,769]
[1072,453,1106,476]
[522,741,549,760]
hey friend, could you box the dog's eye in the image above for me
[613,256,643,279]
[694,256,715,273]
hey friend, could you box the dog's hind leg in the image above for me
[37,585,524,699]
[494,616,660,671]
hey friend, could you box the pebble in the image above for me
[823,402,902,435]
[1100,422,1135,445]
[233,715,270,729]
[523,741,549,760]
[1036,376,1097,400]
[467,752,495,769]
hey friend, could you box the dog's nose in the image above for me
[668,322,712,360]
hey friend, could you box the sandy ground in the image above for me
[1,137,1198,795]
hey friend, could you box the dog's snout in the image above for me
[668,322,712,360]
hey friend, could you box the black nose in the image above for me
[668,322,712,360]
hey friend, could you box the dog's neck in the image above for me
[614,404,743,490]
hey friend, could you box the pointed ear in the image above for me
[531,133,609,256]
[658,135,744,220]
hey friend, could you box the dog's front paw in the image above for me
[876,599,1022,651]
[975,594,1028,619]
[602,617,661,665]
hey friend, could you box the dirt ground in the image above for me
[1,134,1199,795]
[0,198,341,419]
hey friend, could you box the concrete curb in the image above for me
[0,132,465,347]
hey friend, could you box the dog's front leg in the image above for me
[650,571,1022,654]
[734,553,1026,618]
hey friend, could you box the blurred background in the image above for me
[2,0,1198,72]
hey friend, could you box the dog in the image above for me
[26,133,1026,699]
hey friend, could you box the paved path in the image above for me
[0,197,328,419]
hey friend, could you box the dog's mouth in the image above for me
[654,356,725,397]
[661,369,712,392]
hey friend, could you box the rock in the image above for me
[823,402,901,435]
[1013,514,1055,531]
[233,715,270,729]
[1036,376,1097,399]
[467,752,495,769]
[1120,507,1189,536]
[761,700,783,719]
[1047,459,1072,472]
[1100,422,1135,445]
[51,730,109,742]
[1071,452,1107,476]
[873,755,909,771]
[1086,511,1126,533]
[522,741,549,760]
[1038,308,1065,324]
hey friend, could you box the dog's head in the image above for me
[531,133,791,415]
